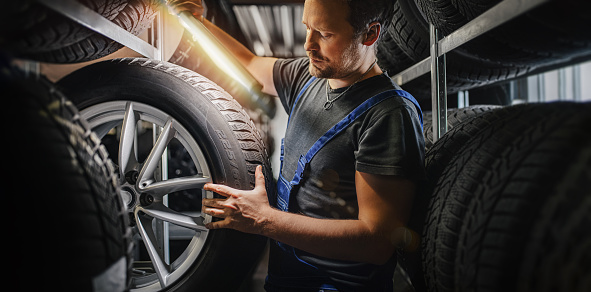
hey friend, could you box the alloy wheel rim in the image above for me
[80,101,213,291]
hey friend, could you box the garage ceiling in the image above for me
[230,1,307,57]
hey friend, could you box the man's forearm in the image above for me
[261,208,397,265]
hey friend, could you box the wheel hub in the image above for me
[120,186,136,208]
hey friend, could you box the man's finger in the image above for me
[203,207,226,218]
[202,198,225,207]
[203,183,237,197]
[206,219,228,230]
[254,165,266,191]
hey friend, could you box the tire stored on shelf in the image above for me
[3,67,132,291]
[454,103,591,292]
[0,0,156,63]
[415,0,591,70]
[58,58,273,291]
[422,105,501,151]
[376,0,530,101]
[378,0,591,102]
[416,102,591,292]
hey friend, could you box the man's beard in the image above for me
[307,42,359,80]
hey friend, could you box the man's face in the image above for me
[302,0,363,80]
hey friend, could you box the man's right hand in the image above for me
[167,0,204,18]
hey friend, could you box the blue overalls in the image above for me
[271,76,423,291]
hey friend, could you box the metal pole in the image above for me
[537,74,546,102]
[558,68,567,100]
[573,65,582,101]
[151,12,170,264]
[430,24,447,142]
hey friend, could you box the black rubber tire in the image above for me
[416,104,523,291]
[0,0,156,63]
[516,146,591,292]
[376,27,415,78]
[422,105,501,152]
[415,0,591,70]
[58,57,273,291]
[3,68,132,291]
[402,104,503,291]
[420,103,587,292]
[377,0,531,103]
[454,103,591,292]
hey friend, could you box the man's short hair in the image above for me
[345,0,394,40]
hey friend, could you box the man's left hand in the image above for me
[202,165,272,234]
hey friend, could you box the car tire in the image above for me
[58,57,273,291]
[420,103,586,292]
[422,105,501,152]
[3,68,132,291]
[0,0,156,63]
[454,103,591,292]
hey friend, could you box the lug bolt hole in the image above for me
[140,193,154,206]
[125,171,139,184]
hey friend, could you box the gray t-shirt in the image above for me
[274,57,425,220]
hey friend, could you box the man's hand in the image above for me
[202,165,273,234]
[167,0,204,18]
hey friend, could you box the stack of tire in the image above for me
[0,0,158,63]
[377,0,591,107]
[411,104,591,292]
[2,66,133,291]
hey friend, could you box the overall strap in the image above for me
[394,89,423,131]
[287,76,317,126]
[290,89,420,187]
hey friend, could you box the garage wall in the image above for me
[524,60,591,102]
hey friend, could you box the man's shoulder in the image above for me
[274,57,310,74]
[361,80,422,125]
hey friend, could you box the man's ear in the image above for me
[363,22,381,46]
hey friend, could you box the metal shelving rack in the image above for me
[390,0,550,142]
[37,0,554,142]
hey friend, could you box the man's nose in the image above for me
[304,32,319,52]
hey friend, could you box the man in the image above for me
[172,0,425,290]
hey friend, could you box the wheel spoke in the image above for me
[135,211,171,287]
[140,204,208,232]
[138,119,176,188]
[141,175,211,196]
[119,102,139,177]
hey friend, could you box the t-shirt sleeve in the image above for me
[355,103,426,180]
[273,57,313,114]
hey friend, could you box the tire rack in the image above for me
[390,0,550,142]
[35,0,552,209]
[35,0,174,261]
[37,0,165,59]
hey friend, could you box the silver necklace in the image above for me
[324,59,378,110]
